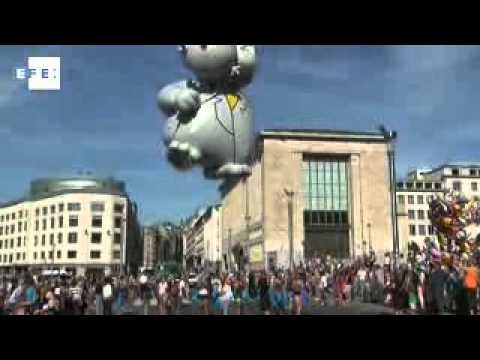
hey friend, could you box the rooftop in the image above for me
[260,128,390,142]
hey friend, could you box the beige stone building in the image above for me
[220,129,396,271]
[0,177,142,277]
[396,163,480,252]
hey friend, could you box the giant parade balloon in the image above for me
[157,45,257,179]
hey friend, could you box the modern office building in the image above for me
[220,129,396,271]
[0,176,143,277]
[396,162,480,251]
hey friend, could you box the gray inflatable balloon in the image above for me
[157,45,256,179]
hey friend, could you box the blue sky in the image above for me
[1,45,480,224]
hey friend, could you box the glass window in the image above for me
[50,234,54,245]
[48,251,53,260]
[10,225,14,234]
[92,216,102,228]
[453,181,462,191]
[17,222,21,233]
[59,203,64,212]
[42,207,47,216]
[57,251,61,259]
[42,219,46,230]
[50,217,54,229]
[17,237,21,247]
[408,210,415,220]
[418,210,425,220]
[472,182,478,191]
[34,252,37,260]
[114,204,124,213]
[435,183,442,190]
[0,215,3,221]
[419,225,426,236]
[35,220,39,231]
[11,213,15,220]
[425,182,432,190]
[3,255,6,263]
[398,195,405,205]
[67,203,81,211]
[35,208,39,217]
[5,226,8,235]
[406,183,413,189]
[113,251,121,259]
[452,168,459,176]
[24,222,27,231]
[114,217,122,228]
[428,225,434,235]
[16,253,20,261]
[50,205,55,214]
[57,233,62,244]
[470,169,477,176]
[68,232,77,244]
[409,225,416,236]
[34,236,38,246]
[417,195,424,205]
[10,239,13,248]
[67,251,76,259]
[41,252,45,260]
[0,240,2,249]
[114,233,121,244]
[69,216,78,227]
[407,196,414,205]
[415,183,423,189]
[8,254,12,263]
[0,226,3,235]
[91,202,105,212]
[5,214,9,221]
[41,235,45,246]
[59,216,63,228]
[90,251,101,259]
[18,210,22,219]
[91,232,102,244]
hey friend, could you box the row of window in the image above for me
[0,250,120,263]
[0,221,27,235]
[0,202,125,223]
[397,182,442,190]
[451,168,479,176]
[408,209,430,220]
[451,181,478,192]
[398,194,433,205]
[0,232,120,249]
[409,224,435,236]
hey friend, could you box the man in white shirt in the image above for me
[356,266,367,301]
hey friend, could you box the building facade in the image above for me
[0,177,142,277]
[396,162,480,252]
[220,129,395,271]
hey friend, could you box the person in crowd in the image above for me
[258,271,271,315]
[157,277,168,315]
[95,280,103,315]
[102,278,114,316]
[430,261,448,314]
[463,259,479,315]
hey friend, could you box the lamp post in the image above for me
[284,188,295,271]
[379,125,399,267]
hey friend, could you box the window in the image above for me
[41,235,45,246]
[24,222,27,231]
[91,232,102,244]
[91,202,105,212]
[67,251,76,259]
[419,225,426,236]
[470,169,477,176]
[17,237,21,247]
[0,240,2,249]
[57,233,62,244]
[16,253,20,261]
[50,217,54,229]
[34,252,37,260]
[35,220,39,231]
[90,251,101,259]
[23,237,26,247]
[18,210,22,219]
[11,213,15,220]
[398,195,405,205]
[428,225,434,235]
[418,210,425,220]
[4,240,7,249]
[35,208,39,217]
[452,168,459,176]
[59,216,63,228]
[34,235,38,246]
[22,253,25,261]
[0,226,3,235]
[407,196,415,205]
[114,217,122,228]
[409,225,416,236]
[5,214,9,221]
[68,232,77,244]
[69,216,78,227]
[453,181,462,191]
[425,182,432,190]
[67,203,81,211]
[17,221,21,233]
[0,215,3,221]
[56,251,61,259]
[92,216,102,228]
[48,251,53,259]
[114,204,124,213]
[5,226,8,235]
[59,203,64,212]
[113,250,121,259]
[50,234,54,245]
[3,255,6,263]
[417,195,424,205]
[50,205,55,214]
[10,225,14,234]
[472,182,478,191]
[415,182,423,190]
[396,182,404,189]
[406,183,413,189]
[41,252,45,260]
[42,207,47,216]
[42,219,46,230]
[114,233,121,244]
[9,239,13,248]
[435,183,442,190]
[408,210,415,220]
[9,254,12,263]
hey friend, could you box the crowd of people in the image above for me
[1,239,479,315]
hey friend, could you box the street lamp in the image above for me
[284,188,295,271]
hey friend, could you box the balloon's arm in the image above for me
[157,80,188,117]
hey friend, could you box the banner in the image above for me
[249,244,264,263]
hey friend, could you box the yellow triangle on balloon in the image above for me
[226,94,240,110]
